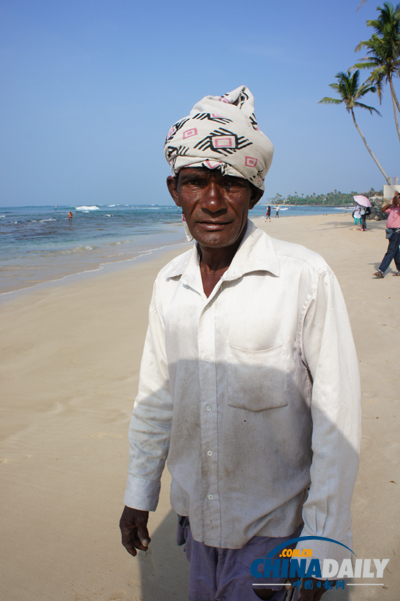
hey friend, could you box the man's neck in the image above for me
[198,232,245,298]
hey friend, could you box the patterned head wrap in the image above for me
[164,85,274,190]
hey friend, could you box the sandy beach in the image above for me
[1,212,399,601]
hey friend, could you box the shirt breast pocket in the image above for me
[227,343,288,412]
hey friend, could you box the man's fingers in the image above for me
[119,507,150,556]
[120,524,138,557]
[120,521,145,556]
[137,523,150,549]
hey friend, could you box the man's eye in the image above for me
[223,178,246,188]
[186,179,204,186]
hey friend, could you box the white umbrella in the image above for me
[353,195,371,207]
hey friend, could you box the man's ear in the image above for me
[249,187,264,210]
[167,176,181,207]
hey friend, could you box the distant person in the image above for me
[373,192,400,278]
[68,211,73,220]
[360,205,367,231]
[353,205,361,230]
[275,204,279,218]
[265,205,271,222]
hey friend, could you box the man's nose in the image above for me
[201,181,226,213]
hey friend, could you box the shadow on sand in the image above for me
[138,510,189,601]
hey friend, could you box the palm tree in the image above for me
[353,2,400,141]
[319,70,390,183]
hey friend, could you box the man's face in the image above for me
[167,168,263,251]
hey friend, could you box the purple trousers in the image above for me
[177,516,302,601]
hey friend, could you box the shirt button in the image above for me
[207,450,213,456]
[207,494,214,500]
[205,405,212,412]
[204,355,211,362]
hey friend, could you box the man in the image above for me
[120,86,361,601]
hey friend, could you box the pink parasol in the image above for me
[353,195,371,207]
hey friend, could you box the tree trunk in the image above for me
[351,109,390,184]
[389,77,400,143]
[389,76,400,113]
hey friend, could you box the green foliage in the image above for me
[353,2,400,103]
[319,68,389,182]
[319,70,380,115]
[319,4,397,182]
[284,190,358,205]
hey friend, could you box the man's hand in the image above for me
[119,506,150,557]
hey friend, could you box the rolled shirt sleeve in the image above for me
[297,269,361,562]
[124,281,173,511]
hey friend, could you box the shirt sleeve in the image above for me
[296,269,361,563]
[123,280,173,511]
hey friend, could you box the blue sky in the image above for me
[0,0,399,206]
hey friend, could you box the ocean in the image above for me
[0,203,350,296]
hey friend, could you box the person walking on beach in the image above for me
[360,205,367,231]
[353,205,361,230]
[275,204,279,218]
[265,205,271,222]
[120,86,360,601]
[373,192,400,278]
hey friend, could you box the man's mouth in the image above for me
[197,221,231,230]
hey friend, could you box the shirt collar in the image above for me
[165,220,280,284]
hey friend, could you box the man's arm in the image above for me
[297,269,361,563]
[120,281,173,554]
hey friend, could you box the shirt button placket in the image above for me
[198,302,220,542]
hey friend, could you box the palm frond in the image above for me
[355,40,369,52]
[354,102,382,116]
[357,82,378,97]
[356,0,368,11]
[366,18,382,32]
[353,59,380,70]
[320,69,379,113]
[319,97,342,105]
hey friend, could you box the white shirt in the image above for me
[124,221,360,562]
